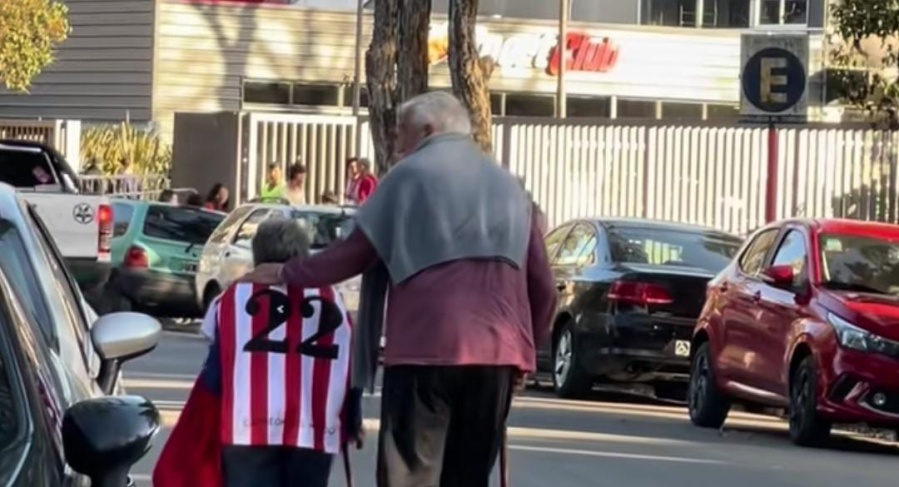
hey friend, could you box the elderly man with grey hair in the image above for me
[243,91,556,487]
[194,217,364,487]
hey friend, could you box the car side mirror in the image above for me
[761,265,795,289]
[63,395,160,487]
[91,312,161,362]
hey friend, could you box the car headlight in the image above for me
[827,313,899,356]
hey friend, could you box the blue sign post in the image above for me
[740,34,809,223]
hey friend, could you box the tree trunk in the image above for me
[448,0,492,154]
[396,0,432,103]
[365,0,399,174]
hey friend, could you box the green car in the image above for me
[101,199,226,317]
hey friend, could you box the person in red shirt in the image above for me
[204,183,230,211]
[345,157,377,205]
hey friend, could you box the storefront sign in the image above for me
[428,23,619,75]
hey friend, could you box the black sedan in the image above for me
[536,218,743,399]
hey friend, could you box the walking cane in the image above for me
[499,426,510,487]
[343,443,354,487]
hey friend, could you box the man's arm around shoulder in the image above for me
[280,229,380,288]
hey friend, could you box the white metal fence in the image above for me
[228,113,899,236]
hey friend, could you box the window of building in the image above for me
[491,93,504,115]
[640,0,750,28]
[293,84,340,106]
[567,96,611,118]
[707,104,739,120]
[617,99,657,119]
[663,102,704,120]
[243,81,291,105]
[505,94,554,116]
[760,0,807,25]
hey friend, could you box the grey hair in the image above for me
[399,91,472,136]
[251,217,310,265]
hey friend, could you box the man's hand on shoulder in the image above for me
[237,263,285,285]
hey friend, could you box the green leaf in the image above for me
[0,0,69,92]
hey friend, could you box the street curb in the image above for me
[160,320,201,335]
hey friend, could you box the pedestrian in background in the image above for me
[204,183,230,211]
[262,163,285,200]
[240,91,556,487]
[345,157,378,205]
[284,163,307,205]
[158,189,179,204]
[154,218,364,487]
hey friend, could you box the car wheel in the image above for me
[688,342,731,428]
[94,278,132,315]
[552,322,592,398]
[788,356,831,447]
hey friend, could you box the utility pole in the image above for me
[352,0,365,154]
[556,0,568,118]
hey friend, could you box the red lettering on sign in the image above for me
[547,33,619,76]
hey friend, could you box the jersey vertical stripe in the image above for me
[215,282,351,453]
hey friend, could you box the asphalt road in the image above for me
[126,333,899,487]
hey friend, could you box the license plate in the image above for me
[674,340,691,357]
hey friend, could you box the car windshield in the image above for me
[819,233,899,295]
[291,210,354,250]
[143,205,225,245]
[607,226,742,273]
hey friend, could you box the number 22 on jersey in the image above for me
[242,287,345,360]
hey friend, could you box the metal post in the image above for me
[765,122,779,223]
[352,0,365,155]
[555,0,568,118]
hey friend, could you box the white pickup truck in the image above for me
[0,140,112,293]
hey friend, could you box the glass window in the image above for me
[608,225,743,273]
[663,102,704,120]
[707,104,739,121]
[111,202,134,238]
[291,210,354,250]
[208,205,254,244]
[556,223,598,266]
[0,220,54,342]
[491,93,504,116]
[738,229,779,275]
[142,205,225,245]
[0,146,58,188]
[233,209,271,249]
[243,81,291,105]
[640,0,750,27]
[618,99,657,119]
[770,230,808,285]
[761,0,808,25]
[0,340,20,450]
[819,234,899,295]
[293,84,340,106]
[544,224,572,263]
[506,94,554,116]
[567,97,611,118]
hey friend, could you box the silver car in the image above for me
[195,201,361,314]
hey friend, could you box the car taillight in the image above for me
[608,281,674,305]
[123,246,148,268]
[97,203,112,256]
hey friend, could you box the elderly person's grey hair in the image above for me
[399,91,472,136]
[251,217,311,265]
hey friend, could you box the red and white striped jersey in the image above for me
[209,282,352,453]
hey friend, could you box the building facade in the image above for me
[0,0,831,140]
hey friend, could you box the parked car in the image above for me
[537,218,742,399]
[0,267,161,485]
[0,140,113,294]
[689,218,899,446]
[102,199,226,317]
[195,200,359,314]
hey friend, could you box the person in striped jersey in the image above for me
[199,217,364,487]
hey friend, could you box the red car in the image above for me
[689,218,899,446]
